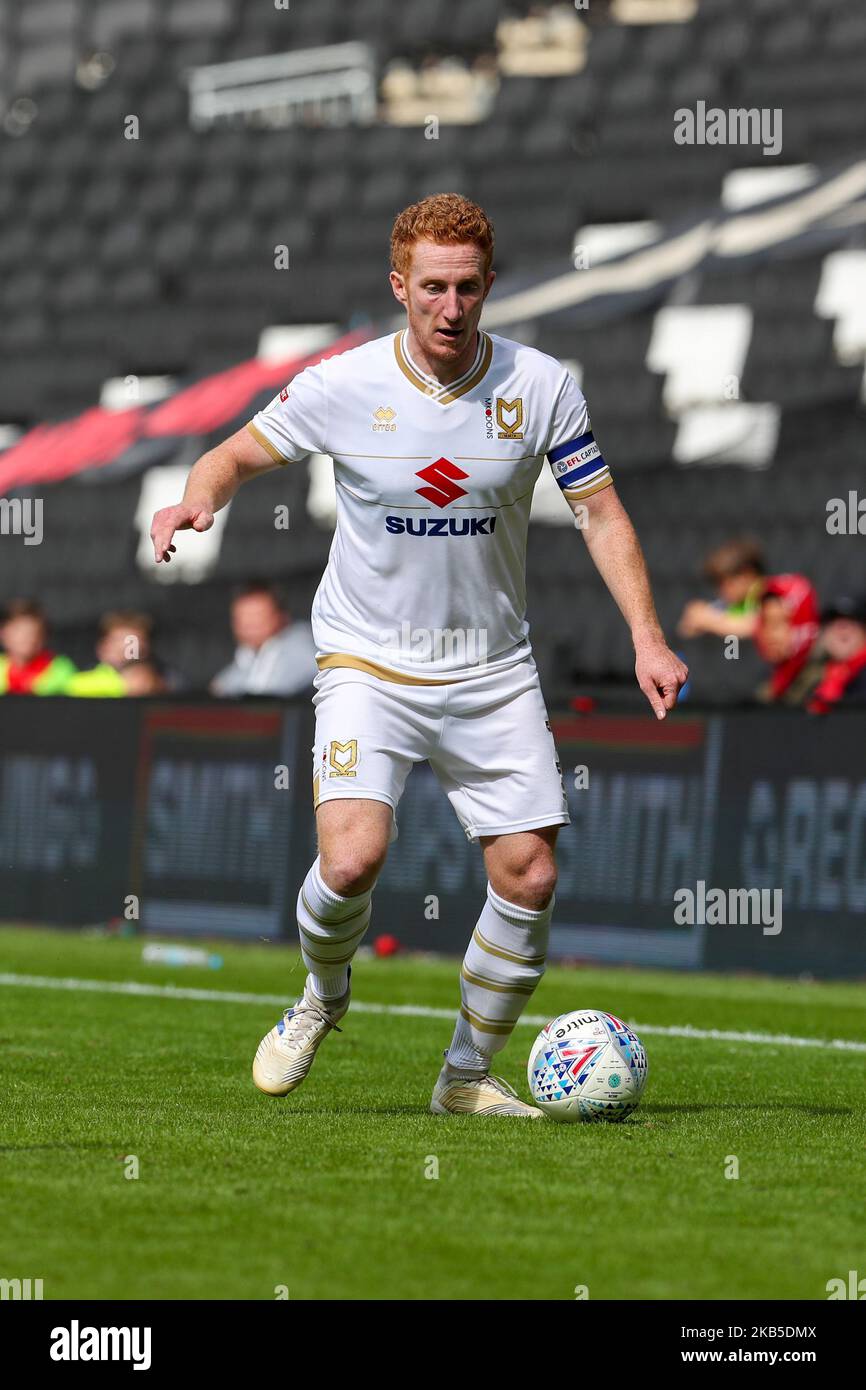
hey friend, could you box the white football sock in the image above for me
[297,857,372,1001]
[445,884,552,1076]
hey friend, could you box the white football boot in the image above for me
[252,978,350,1097]
[430,1062,543,1118]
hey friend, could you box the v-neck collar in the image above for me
[394,328,494,405]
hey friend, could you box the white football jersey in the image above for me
[247,329,611,682]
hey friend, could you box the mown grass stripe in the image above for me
[1,971,864,1053]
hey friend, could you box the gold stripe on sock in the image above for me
[300,889,369,932]
[459,1004,516,1036]
[300,944,359,967]
[461,965,536,996]
[473,926,546,967]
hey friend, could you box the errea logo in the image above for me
[373,405,397,432]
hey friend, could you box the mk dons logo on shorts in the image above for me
[495,397,524,440]
[327,739,359,777]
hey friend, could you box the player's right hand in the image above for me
[150,503,214,562]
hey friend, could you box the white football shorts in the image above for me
[311,658,570,842]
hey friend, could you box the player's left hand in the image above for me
[634,638,688,720]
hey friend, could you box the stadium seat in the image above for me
[165,0,234,39]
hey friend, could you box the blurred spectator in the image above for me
[381,54,497,124]
[0,599,76,695]
[753,576,820,702]
[66,610,155,697]
[497,4,587,76]
[118,658,168,697]
[807,596,866,714]
[678,539,765,642]
[612,0,697,25]
[678,540,819,703]
[211,583,317,697]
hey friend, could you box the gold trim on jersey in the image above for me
[246,421,290,464]
[317,653,457,685]
[336,479,429,508]
[335,478,534,511]
[449,488,534,510]
[393,330,493,404]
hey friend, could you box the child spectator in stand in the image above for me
[0,600,76,695]
[65,610,153,696]
[678,540,819,702]
[66,611,180,696]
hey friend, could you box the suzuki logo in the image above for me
[415,458,469,509]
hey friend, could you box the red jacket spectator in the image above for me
[808,596,866,714]
[754,574,820,701]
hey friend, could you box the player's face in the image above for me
[390,240,494,378]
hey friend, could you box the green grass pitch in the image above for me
[1,925,864,1301]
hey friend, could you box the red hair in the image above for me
[390,193,495,277]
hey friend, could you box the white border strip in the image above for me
[1,972,864,1053]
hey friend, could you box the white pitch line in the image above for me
[1,971,865,1054]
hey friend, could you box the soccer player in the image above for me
[151,194,687,1117]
